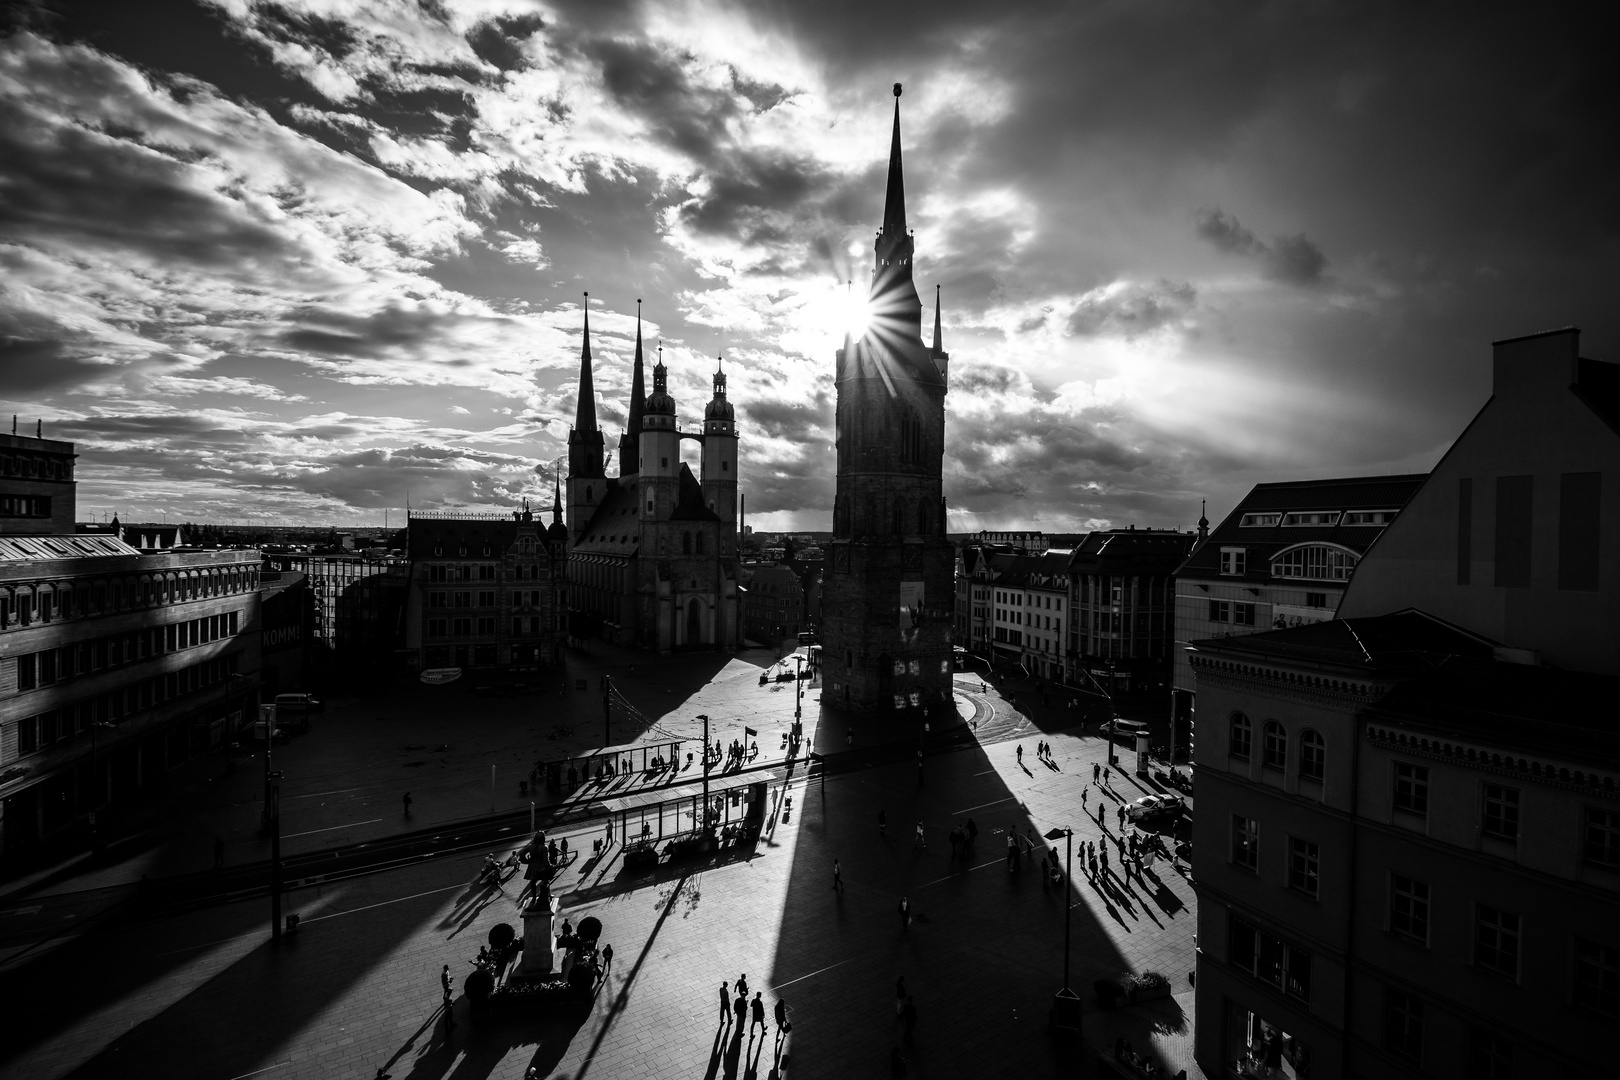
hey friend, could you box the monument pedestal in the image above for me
[517,889,559,975]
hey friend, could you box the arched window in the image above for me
[892,498,905,535]
[917,498,931,535]
[1271,543,1358,582]
[1262,721,1287,769]
[682,532,692,554]
[1229,713,1252,759]
[1300,730,1326,781]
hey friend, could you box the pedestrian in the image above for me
[774,996,788,1034]
[213,835,224,870]
[440,964,455,1031]
[604,820,613,848]
[898,895,910,930]
[560,836,569,862]
[1006,832,1017,871]
[966,817,977,845]
[1092,762,1100,783]
[833,859,844,892]
[1016,744,1023,763]
[895,975,907,1017]
[949,828,960,859]
[1082,787,1089,809]
[735,993,748,1027]
[1103,766,1111,786]
[750,991,767,1037]
[1117,805,1126,830]
[914,821,926,849]
[1100,844,1110,876]
[902,995,918,1040]
[601,943,613,971]
[879,808,887,835]
[1097,801,1106,826]
[720,981,732,1024]
[403,791,413,817]
[736,973,750,1000]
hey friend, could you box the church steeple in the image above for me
[620,299,646,477]
[932,284,943,353]
[882,83,907,237]
[567,292,605,481]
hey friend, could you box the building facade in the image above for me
[1067,528,1195,696]
[402,501,567,674]
[565,306,741,652]
[740,563,806,646]
[1172,474,1426,713]
[823,85,954,713]
[261,551,409,682]
[0,432,263,862]
[1338,327,1620,676]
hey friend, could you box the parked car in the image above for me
[1125,793,1186,823]
[273,693,322,733]
[1099,718,1150,744]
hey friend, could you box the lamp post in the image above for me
[792,653,805,723]
[1043,825,1080,1030]
[697,714,711,834]
[257,703,284,942]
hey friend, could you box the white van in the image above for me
[274,693,322,732]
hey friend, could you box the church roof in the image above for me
[573,478,641,555]
[671,463,721,521]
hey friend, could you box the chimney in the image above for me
[1492,326,1579,397]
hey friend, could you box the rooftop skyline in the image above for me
[1,1,1614,531]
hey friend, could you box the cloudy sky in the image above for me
[1,1,1614,532]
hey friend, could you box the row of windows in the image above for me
[426,616,551,639]
[0,494,52,518]
[1,453,70,480]
[993,591,1063,610]
[0,565,256,630]
[1228,915,1312,1002]
[12,612,241,692]
[11,652,242,758]
[1237,509,1397,528]
[1228,715,1326,780]
[1218,544,1360,582]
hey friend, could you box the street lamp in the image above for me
[697,714,711,834]
[1043,825,1080,1030]
[255,703,285,942]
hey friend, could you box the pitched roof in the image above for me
[1068,529,1197,574]
[1191,608,1497,672]
[1178,473,1428,581]
[1573,356,1620,437]
[670,463,721,521]
[573,478,641,554]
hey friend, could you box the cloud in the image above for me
[1195,207,1327,285]
[1066,279,1197,338]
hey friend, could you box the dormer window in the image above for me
[1282,511,1339,527]
[1239,513,1280,527]
[1272,543,1357,581]
[1220,547,1246,576]
[1342,510,1398,526]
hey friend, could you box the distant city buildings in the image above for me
[739,563,806,646]
[1190,327,1620,1079]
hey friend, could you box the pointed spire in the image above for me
[553,465,562,524]
[574,292,597,433]
[932,284,943,353]
[882,83,906,236]
[628,298,646,430]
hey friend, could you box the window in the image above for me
[1574,937,1620,1016]
[1208,599,1229,623]
[1390,874,1430,944]
[1475,904,1520,979]
[1466,1028,1513,1080]
[1228,915,1311,1001]
[1394,761,1429,816]
[1482,784,1520,841]
[452,591,470,607]
[1220,547,1246,576]
[1304,591,1328,608]
[476,617,496,635]
[1232,814,1258,872]
[1342,509,1397,526]
[1232,602,1256,626]
[1271,544,1357,581]
[1262,721,1286,769]
[1289,837,1320,898]
[15,654,35,691]
[1495,475,1533,588]
[427,618,447,637]
[1229,713,1252,759]
[477,591,496,607]
[1299,730,1325,781]
[1583,807,1620,868]
[452,617,471,635]
[1384,989,1424,1064]
[1282,511,1339,527]
[1239,513,1280,527]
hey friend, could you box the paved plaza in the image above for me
[0,644,1204,1080]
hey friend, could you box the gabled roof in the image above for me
[573,478,641,555]
[1573,356,1620,436]
[670,463,721,522]
[1178,473,1428,581]
[1069,529,1196,574]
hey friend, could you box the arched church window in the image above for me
[835,494,850,537]
[865,495,877,536]
[899,411,913,464]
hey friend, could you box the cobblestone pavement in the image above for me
[2,706,1204,1080]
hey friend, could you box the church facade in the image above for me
[823,85,955,713]
[565,302,741,652]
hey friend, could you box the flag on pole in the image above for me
[745,726,758,737]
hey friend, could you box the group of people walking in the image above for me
[718,974,790,1045]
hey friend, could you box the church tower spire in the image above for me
[883,83,907,237]
[573,292,598,437]
[871,83,921,346]
[567,292,605,546]
[620,299,646,477]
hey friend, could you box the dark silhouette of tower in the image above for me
[823,84,953,714]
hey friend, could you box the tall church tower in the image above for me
[566,293,605,547]
[639,348,682,526]
[617,300,647,478]
[702,356,739,539]
[824,84,954,714]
